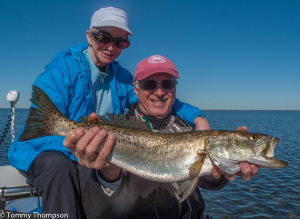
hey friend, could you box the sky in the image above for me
[0,0,299,110]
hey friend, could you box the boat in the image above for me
[0,165,41,214]
[0,91,42,216]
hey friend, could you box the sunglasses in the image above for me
[91,31,130,49]
[138,80,177,90]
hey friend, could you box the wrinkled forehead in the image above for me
[142,72,176,81]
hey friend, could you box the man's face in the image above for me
[133,73,176,119]
[86,26,128,67]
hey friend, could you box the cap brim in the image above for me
[136,67,180,81]
[91,20,133,36]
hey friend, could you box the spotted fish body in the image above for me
[19,86,288,202]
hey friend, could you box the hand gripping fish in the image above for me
[19,86,288,202]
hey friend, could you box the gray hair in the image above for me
[88,27,100,34]
[134,80,140,89]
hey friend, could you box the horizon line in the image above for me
[0,108,299,112]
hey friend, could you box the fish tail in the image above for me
[18,86,64,141]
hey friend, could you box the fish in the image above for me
[19,85,288,202]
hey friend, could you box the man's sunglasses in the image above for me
[137,80,177,90]
[91,31,130,49]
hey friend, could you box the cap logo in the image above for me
[147,55,166,64]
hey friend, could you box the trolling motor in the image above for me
[0,91,19,145]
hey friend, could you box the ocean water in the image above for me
[0,108,28,166]
[0,109,299,218]
[201,110,300,219]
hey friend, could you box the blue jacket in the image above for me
[8,43,205,171]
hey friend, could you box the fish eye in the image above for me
[250,135,258,141]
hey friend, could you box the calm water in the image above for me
[0,109,299,218]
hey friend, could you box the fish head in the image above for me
[205,131,288,174]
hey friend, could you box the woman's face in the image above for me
[86,26,128,67]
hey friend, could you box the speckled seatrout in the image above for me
[19,86,288,202]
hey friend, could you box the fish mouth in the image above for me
[266,137,280,157]
[261,155,288,168]
[248,137,288,168]
[247,155,288,168]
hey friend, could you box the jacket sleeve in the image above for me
[8,57,78,171]
[8,131,75,171]
[126,83,138,109]
[172,99,205,127]
[198,175,229,190]
[119,66,138,109]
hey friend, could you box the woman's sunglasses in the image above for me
[138,80,177,90]
[91,31,130,49]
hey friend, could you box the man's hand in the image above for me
[87,112,100,123]
[63,113,121,181]
[211,162,258,181]
[211,126,258,181]
[235,126,248,132]
[194,117,211,130]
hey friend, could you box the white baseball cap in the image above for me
[90,7,133,36]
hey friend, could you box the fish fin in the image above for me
[176,179,190,195]
[174,153,206,202]
[177,177,199,202]
[188,152,206,178]
[170,182,178,190]
[156,116,194,133]
[80,116,89,124]
[90,113,151,131]
[80,112,152,131]
[169,182,180,200]
[18,86,64,141]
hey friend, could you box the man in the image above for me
[8,7,209,218]
[63,55,258,218]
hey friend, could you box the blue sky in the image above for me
[0,0,299,110]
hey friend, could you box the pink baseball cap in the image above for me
[133,55,180,81]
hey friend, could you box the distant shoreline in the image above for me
[202,110,300,111]
[0,108,299,112]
